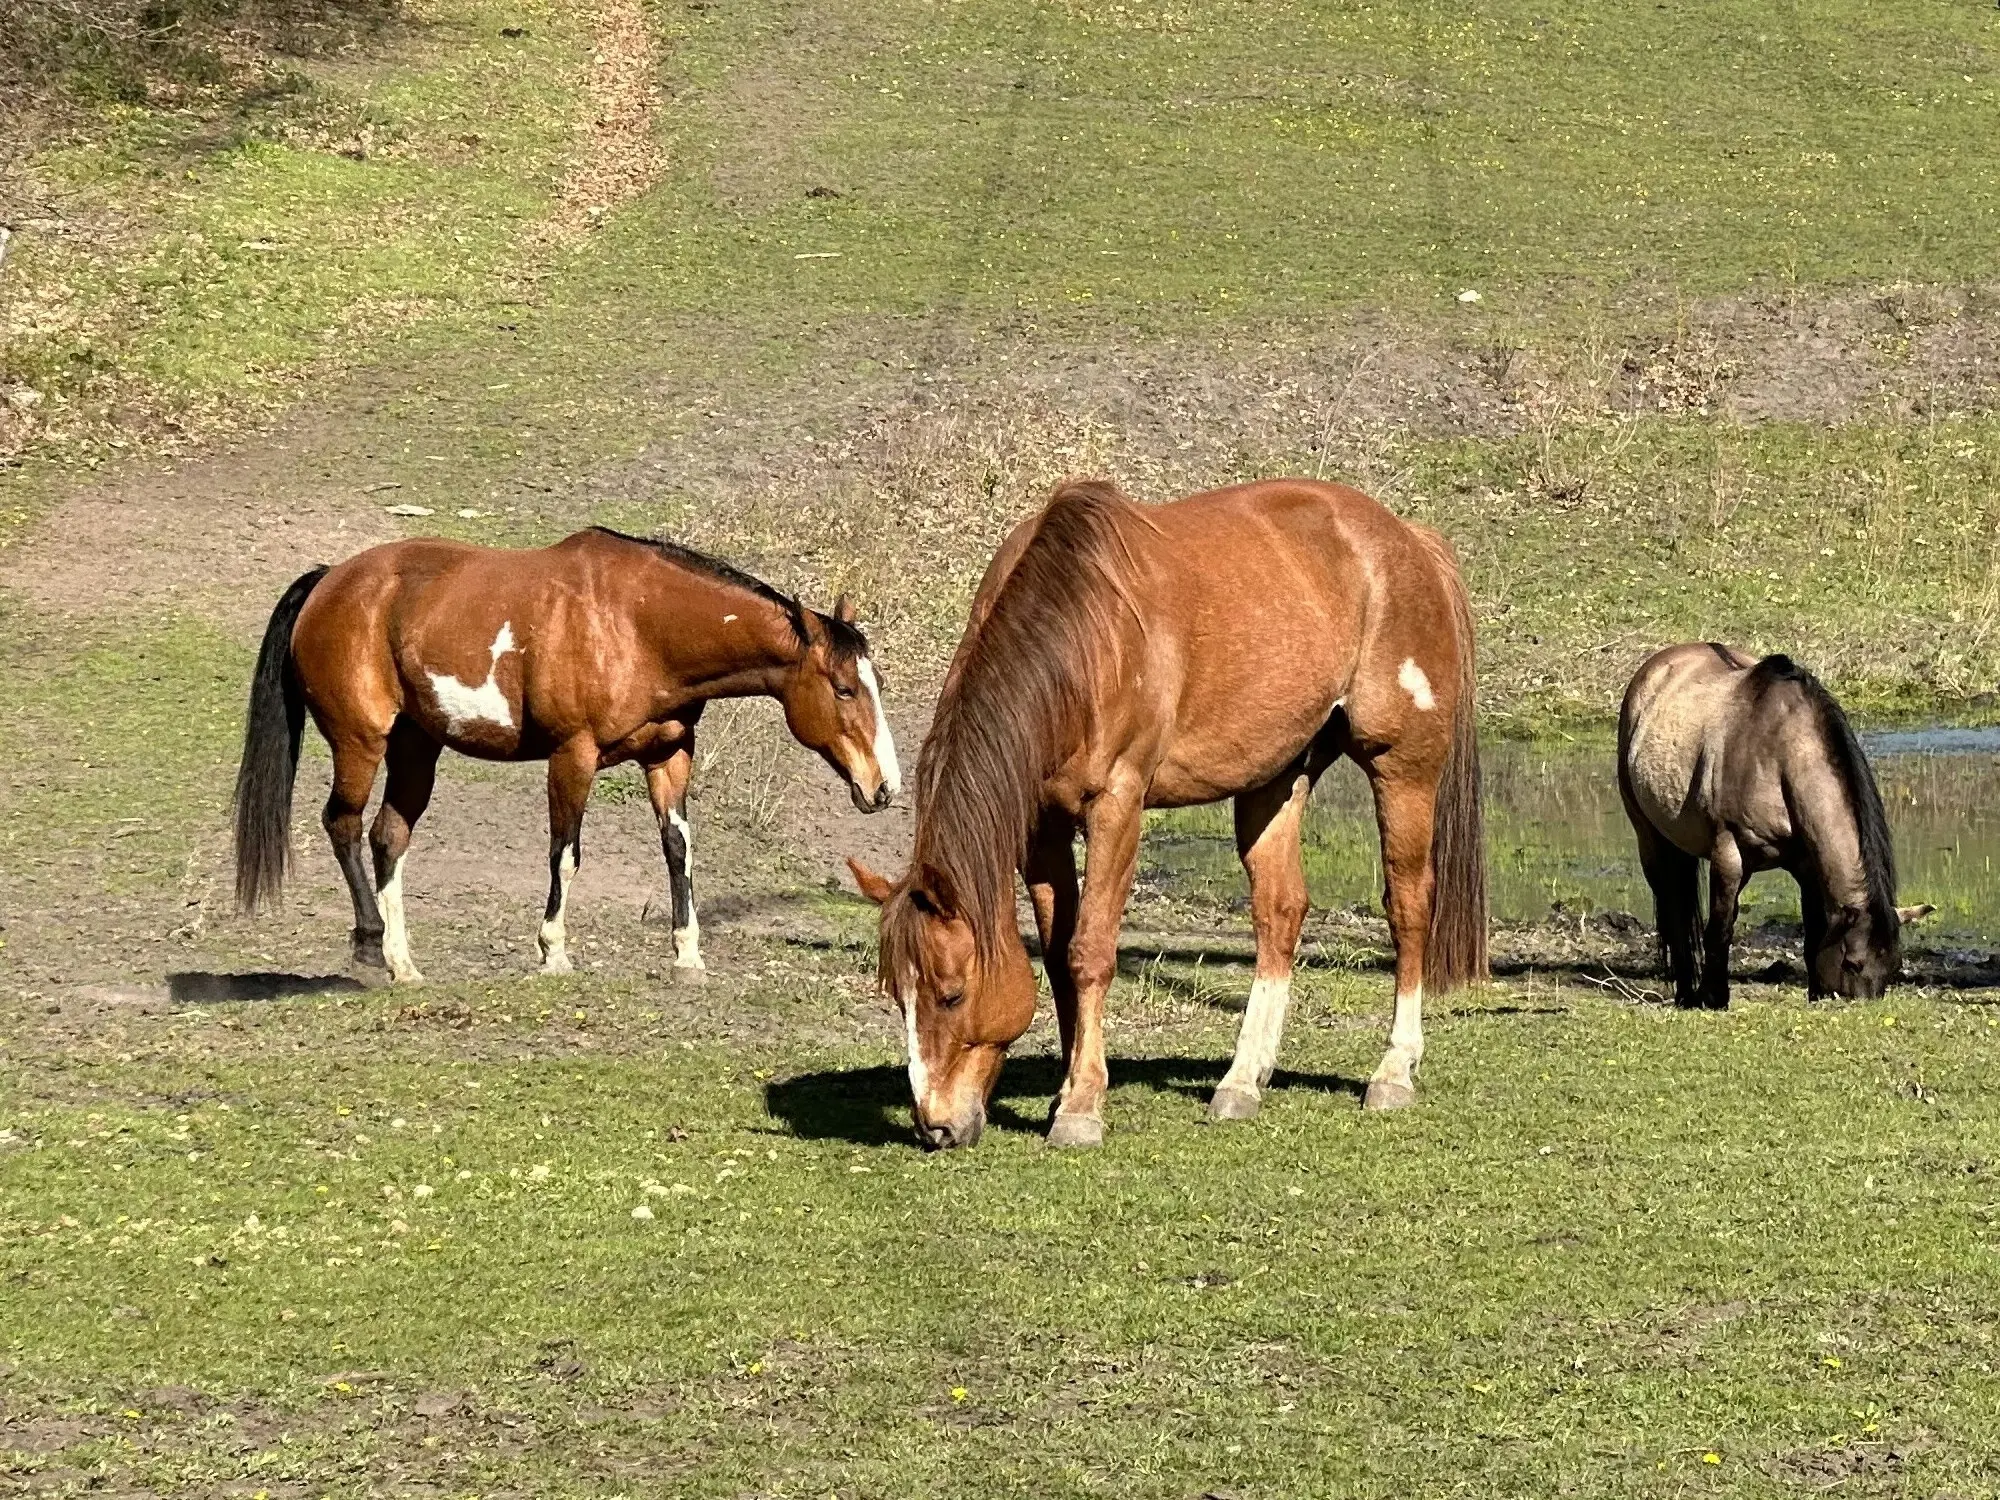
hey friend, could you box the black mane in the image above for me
[589,527,867,661]
[1752,653,1898,934]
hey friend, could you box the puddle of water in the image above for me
[1143,734,2000,946]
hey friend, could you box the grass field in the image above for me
[6,0,2000,1494]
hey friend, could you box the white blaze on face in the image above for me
[430,622,518,732]
[901,985,930,1106]
[1398,657,1436,712]
[857,657,901,797]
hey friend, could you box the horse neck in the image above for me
[644,579,803,701]
[1788,747,1872,913]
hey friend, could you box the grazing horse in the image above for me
[1619,643,1930,1008]
[850,478,1487,1150]
[233,527,900,983]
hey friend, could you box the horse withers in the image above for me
[1619,643,1931,1008]
[849,477,1487,1150]
[233,527,900,983]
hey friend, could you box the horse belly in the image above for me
[1149,669,1346,807]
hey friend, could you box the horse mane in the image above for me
[588,526,867,661]
[1751,654,1898,934]
[888,479,1150,974]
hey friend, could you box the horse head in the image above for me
[783,597,901,813]
[850,856,1038,1149]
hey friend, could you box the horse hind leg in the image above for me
[1360,748,1441,1111]
[1211,769,1315,1123]
[324,731,389,973]
[369,718,440,984]
[537,737,599,975]
[646,747,704,981]
[1631,817,1703,1006]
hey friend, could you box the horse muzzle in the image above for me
[914,1105,985,1152]
[850,778,893,814]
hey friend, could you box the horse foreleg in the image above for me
[1049,784,1144,1148]
[646,746,703,980]
[1023,812,1080,1092]
[538,737,599,975]
[323,732,388,973]
[369,719,440,985]
[1211,771,1314,1123]
[1362,756,1439,1111]
[1701,833,1743,1010]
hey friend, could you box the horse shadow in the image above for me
[166,971,370,1004]
[764,1054,1366,1147]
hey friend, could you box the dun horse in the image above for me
[1619,643,1930,1008]
[234,527,900,982]
[851,478,1487,1150]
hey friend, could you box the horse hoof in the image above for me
[389,967,426,986]
[672,963,708,986]
[1046,1113,1105,1149]
[540,954,574,977]
[1363,1079,1417,1112]
[1207,1085,1261,1122]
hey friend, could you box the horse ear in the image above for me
[832,594,857,624]
[847,857,896,906]
[911,861,960,919]
[1897,903,1936,925]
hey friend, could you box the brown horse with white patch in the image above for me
[233,527,900,982]
[850,478,1486,1150]
[1620,643,1930,1008]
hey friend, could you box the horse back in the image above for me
[1620,642,1797,859]
[291,533,648,758]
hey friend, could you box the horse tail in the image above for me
[234,566,328,914]
[1413,525,1488,990]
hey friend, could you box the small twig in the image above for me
[1578,968,1664,1005]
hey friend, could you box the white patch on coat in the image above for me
[430,623,518,732]
[857,658,902,797]
[668,807,702,968]
[1370,983,1425,1089]
[377,853,423,984]
[1398,658,1436,712]
[538,844,577,972]
[902,985,929,1105]
[722,614,737,623]
[1219,975,1294,1094]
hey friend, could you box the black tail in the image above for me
[233,567,328,914]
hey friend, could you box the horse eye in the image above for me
[938,989,965,1011]
[834,686,856,701]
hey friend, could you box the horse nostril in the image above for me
[873,785,892,809]
[916,1121,953,1151]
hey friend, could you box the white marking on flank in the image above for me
[858,658,901,797]
[902,984,929,1106]
[722,614,737,624]
[430,622,518,732]
[1398,658,1436,712]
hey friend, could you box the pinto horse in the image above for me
[849,478,1486,1150]
[1619,643,1930,1008]
[233,527,900,983]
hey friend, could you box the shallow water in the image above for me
[1143,731,2000,946]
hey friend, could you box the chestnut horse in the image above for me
[234,527,900,983]
[1619,643,1929,1008]
[850,478,1486,1150]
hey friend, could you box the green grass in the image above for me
[8,971,2000,1495]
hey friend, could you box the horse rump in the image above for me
[233,566,328,913]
